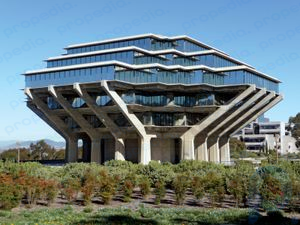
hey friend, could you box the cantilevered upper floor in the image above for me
[24,34,280,92]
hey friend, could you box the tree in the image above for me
[29,140,56,160]
[289,113,300,148]
[230,138,247,159]
[0,148,31,161]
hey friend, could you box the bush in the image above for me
[122,173,136,202]
[61,177,81,203]
[191,175,205,203]
[138,176,151,199]
[81,169,97,205]
[173,174,189,205]
[137,161,175,187]
[95,169,116,205]
[153,180,166,205]
[15,171,43,206]
[39,179,59,206]
[0,173,22,210]
[202,171,225,207]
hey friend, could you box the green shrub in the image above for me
[191,175,205,202]
[83,206,93,213]
[137,161,175,186]
[81,169,97,205]
[173,174,189,205]
[122,173,136,202]
[153,180,166,205]
[95,169,116,205]
[138,176,151,199]
[202,171,225,207]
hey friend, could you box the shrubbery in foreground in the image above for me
[0,159,299,213]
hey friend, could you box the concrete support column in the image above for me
[66,138,78,162]
[91,139,101,163]
[115,138,125,161]
[180,135,195,160]
[219,137,230,164]
[139,136,152,165]
[207,137,220,163]
[194,135,208,161]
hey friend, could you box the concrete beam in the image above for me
[220,92,281,137]
[194,135,208,161]
[73,83,123,139]
[219,136,230,164]
[48,85,99,140]
[91,139,101,163]
[25,88,70,137]
[208,89,266,137]
[102,80,155,164]
[115,138,125,161]
[139,136,152,165]
[66,137,78,162]
[180,85,256,161]
[181,134,195,160]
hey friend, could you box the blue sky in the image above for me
[0,0,299,141]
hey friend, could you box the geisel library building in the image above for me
[24,34,282,164]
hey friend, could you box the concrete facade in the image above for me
[24,34,282,164]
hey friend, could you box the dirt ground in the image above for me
[10,187,300,220]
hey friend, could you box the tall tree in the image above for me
[288,113,300,148]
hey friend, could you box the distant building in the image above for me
[234,118,298,155]
[24,34,282,164]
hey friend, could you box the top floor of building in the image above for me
[24,34,281,92]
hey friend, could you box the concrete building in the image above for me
[23,34,282,164]
[234,120,298,154]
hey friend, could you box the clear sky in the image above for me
[0,0,299,142]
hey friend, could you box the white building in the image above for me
[234,119,298,155]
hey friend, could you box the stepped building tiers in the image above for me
[24,34,282,164]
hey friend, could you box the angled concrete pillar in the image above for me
[139,136,152,165]
[207,136,220,163]
[180,85,255,162]
[48,85,99,140]
[102,80,155,164]
[220,92,280,137]
[194,135,208,161]
[91,139,101,163]
[115,138,125,161]
[219,137,230,164]
[180,135,195,160]
[74,83,127,162]
[66,138,78,162]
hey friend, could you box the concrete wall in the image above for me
[151,138,175,163]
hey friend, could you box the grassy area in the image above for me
[0,205,299,225]
[0,206,259,225]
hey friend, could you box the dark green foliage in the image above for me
[202,171,225,207]
[122,173,137,202]
[138,176,151,199]
[173,174,189,205]
[81,169,97,205]
[191,175,205,202]
[138,161,175,187]
[153,180,166,205]
[289,113,300,147]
